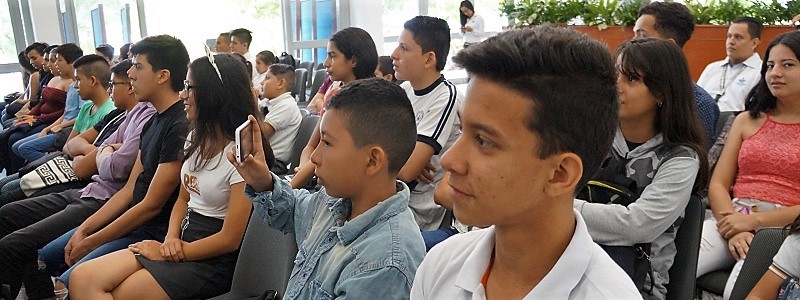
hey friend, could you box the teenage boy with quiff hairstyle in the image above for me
[230,78,425,299]
[62,34,190,288]
[411,26,641,299]
[229,28,258,79]
[698,17,763,112]
[391,16,462,231]
[633,1,720,144]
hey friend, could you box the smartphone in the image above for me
[235,120,253,163]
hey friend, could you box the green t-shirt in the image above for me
[73,98,116,133]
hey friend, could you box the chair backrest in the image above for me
[288,115,320,172]
[666,194,704,300]
[212,215,298,300]
[316,62,324,71]
[310,69,328,97]
[728,227,789,300]
[292,68,308,103]
[298,61,315,86]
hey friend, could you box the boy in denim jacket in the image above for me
[230,78,425,299]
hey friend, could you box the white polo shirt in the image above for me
[401,76,462,231]
[411,209,642,300]
[697,53,762,112]
[264,92,302,163]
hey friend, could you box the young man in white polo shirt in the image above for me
[698,17,763,112]
[261,63,302,174]
[391,16,462,233]
[410,26,641,299]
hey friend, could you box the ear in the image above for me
[667,38,677,46]
[350,58,358,70]
[424,51,437,70]
[89,75,99,87]
[751,37,761,50]
[383,74,394,82]
[364,145,388,176]
[543,153,583,198]
[156,69,171,86]
[277,78,286,90]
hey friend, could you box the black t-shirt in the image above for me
[92,108,126,146]
[132,100,188,227]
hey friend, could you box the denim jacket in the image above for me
[245,174,426,300]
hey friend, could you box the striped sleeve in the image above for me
[416,81,458,155]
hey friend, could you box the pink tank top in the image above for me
[732,114,800,206]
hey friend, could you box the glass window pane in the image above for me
[72,0,139,58]
[0,0,17,64]
[382,0,418,38]
[139,0,283,61]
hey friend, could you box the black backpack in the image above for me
[279,52,296,68]
[577,154,655,295]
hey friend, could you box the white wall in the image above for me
[348,0,384,54]
[28,0,63,44]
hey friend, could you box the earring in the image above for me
[658,102,663,107]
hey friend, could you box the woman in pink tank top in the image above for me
[698,31,800,298]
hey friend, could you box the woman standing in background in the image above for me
[459,1,484,49]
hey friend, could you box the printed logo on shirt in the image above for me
[737,77,747,86]
[416,111,425,125]
[184,174,201,196]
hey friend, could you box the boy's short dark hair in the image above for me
[733,17,763,39]
[74,54,112,89]
[52,43,84,64]
[325,78,416,174]
[268,63,295,92]
[43,45,60,55]
[24,42,48,56]
[453,26,619,189]
[219,32,231,39]
[111,59,133,78]
[403,16,451,71]
[229,28,253,46]
[377,56,396,82]
[638,2,695,48]
[119,43,132,60]
[95,43,115,60]
[130,35,190,92]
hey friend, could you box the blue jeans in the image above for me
[15,133,58,161]
[38,225,167,287]
[11,134,37,156]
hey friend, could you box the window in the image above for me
[67,0,140,57]
[142,0,284,60]
[286,0,336,64]
[0,0,18,65]
[1,0,23,95]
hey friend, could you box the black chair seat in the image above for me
[697,270,730,295]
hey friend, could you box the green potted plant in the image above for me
[498,0,798,80]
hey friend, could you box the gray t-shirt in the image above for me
[774,234,800,277]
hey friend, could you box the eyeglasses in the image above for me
[203,44,223,83]
[183,80,195,92]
